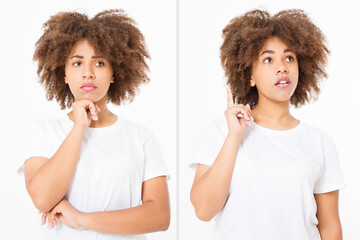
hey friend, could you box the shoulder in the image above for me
[300,122,336,149]
[26,115,73,135]
[205,115,228,137]
[30,116,69,129]
[117,118,157,141]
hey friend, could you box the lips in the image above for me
[81,83,97,91]
[275,77,290,88]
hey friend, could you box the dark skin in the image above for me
[191,37,342,239]
[25,39,170,234]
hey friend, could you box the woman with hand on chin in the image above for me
[18,9,170,239]
[190,9,345,240]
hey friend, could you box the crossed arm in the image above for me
[41,176,170,234]
[24,124,170,234]
[26,155,170,234]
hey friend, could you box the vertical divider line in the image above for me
[175,0,180,239]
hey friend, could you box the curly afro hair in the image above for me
[34,9,150,109]
[220,9,329,108]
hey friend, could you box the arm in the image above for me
[314,190,342,240]
[190,134,242,221]
[25,125,86,212]
[190,85,252,221]
[80,176,170,234]
[24,100,99,212]
[47,176,170,234]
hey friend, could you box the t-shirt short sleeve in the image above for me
[313,134,346,194]
[142,127,170,182]
[17,120,51,174]
[189,118,226,169]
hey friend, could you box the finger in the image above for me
[87,102,98,120]
[236,104,252,121]
[53,215,58,226]
[226,84,234,109]
[238,117,247,128]
[231,105,251,121]
[95,104,101,112]
[81,100,97,119]
[50,212,57,228]
[245,104,254,121]
[85,101,96,116]
[41,212,47,225]
[48,213,54,228]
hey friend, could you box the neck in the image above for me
[251,97,298,130]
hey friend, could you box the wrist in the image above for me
[226,131,243,143]
[72,124,87,134]
[77,211,88,229]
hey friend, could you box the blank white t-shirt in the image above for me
[190,116,345,240]
[18,115,169,240]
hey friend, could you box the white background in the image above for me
[0,0,176,239]
[179,0,360,239]
[1,0,359,239]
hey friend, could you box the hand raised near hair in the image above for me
[225,85,253,140]
[71,100,101,129]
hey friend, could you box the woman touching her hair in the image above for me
[190,9,345,240]
[18,9,170,240]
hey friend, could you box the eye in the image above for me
[95,61,105,67]
[285,56,295,62]
[263,57,272,63]
[72,62,81,67]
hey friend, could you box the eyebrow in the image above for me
[260,49,295,56]
[70,55,105,59]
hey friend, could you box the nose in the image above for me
[82,64,95,81]
[277,62,289,74]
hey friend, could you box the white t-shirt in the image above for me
[18,115,169,240]
[190,116,345,240]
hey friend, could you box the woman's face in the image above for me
[64,39,114,103]
[250,37,299,105]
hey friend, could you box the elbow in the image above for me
[190,193,216,222]
[158,215,170,231]
[30,193,55,212]
[151,201,170,232]
[26,182,56,212]
[191,198,215,222]
[157,206,171,231]
[194,207,214,222]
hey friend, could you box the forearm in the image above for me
[27,126,86,211]
[190,133,241,221]
[78,201,170,235]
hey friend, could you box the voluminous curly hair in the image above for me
[34,9,150,109]
[220,9,329,108]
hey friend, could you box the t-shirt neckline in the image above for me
[62,114,121,135]
[249,120,302,135]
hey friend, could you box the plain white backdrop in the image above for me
[179,0,360,239]
[1,0,359,239]
[0,0,176,239]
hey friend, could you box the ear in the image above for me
[250,77,256,87]
[64,76,68,84]
[111,76,115,83]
